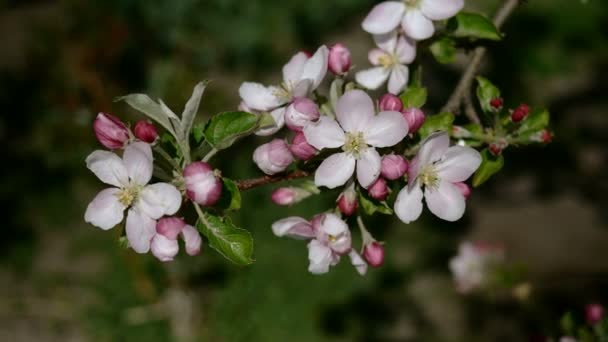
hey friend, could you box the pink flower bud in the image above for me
[379,93,403,112]
[328,43,352,75]
[290,132,317,160]
[586,304,604,325]
[150,234,179,262]
[402,108,426,134]
[540,130,552,143]
[511,103,530,122]
[253,139,294,175]
[453,182,471,199]
[489,143,503,156]
[156,217,186,240]
[368,178,389,201]
[490,97,503,110]
[337,185,357,216]
[285,97,320,131]
[184,161,223,206]
[93,112,130,149]
[181,225,202,256]
[133,120,158,143]
[363,242,384,268]
[271,188,297,206]
[381,154,408,180]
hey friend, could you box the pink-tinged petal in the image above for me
[300,46,329,90]
[417,131,450,167]
[255,107,286,136]
[373,31,398,52]
[291,79,313,98]
[402,9,435,40]
[368,49,390,66]
[420,0,464,20]
[272,217,315,239]
[394,184,424,224]
[307,239,335,274]
[136,183,182,219]
[150,234,180,262]
[424,181,466,221]
[355,67,391,92]
[436,146,482,182]
[318,214,351,255]
[123,141,153,185]
[303,116,345,150]
[356,148,382,188]
[365,111,409,147]
[349,250,368,275]
[156,217,186,240]
[84,188,126,230]
[85,150,128,187]
[388,64,409,95]
[362,1,406,35]
[126,209,157,253]
[315,152,356,189]
[318,213,348,237]
[282,52,308,85]
[181,225,202,256]
[396,36,417,64]
[238,82,282,111]
[336,89,375,133]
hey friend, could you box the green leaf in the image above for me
[400,86,427,108]
[203,111,259,149]
[476,76,501,113]
[192,123,205,144]
[216,178,241,211]
[429,37,456,64]
[448,12,502,41]
[117,94,176,135]
[560,312,575,336]
[418,112,455,138]
[197,213,254,265]
[516,108,550,135]
[473,149,504,187]
[358,192,393,216]
[181,81,208,140]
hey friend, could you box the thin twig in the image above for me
[464,91,481,124]
[236,170,311,191]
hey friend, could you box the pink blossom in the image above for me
[93,112,130,149]
[368,177,389,201]
[285,97,320,131]
[381,154,408,180]
[150,217,202,262]
[271,187,314,206]
[379,93,404,112]
[337,182,358,216]
[402,108,426,134]
[586,303,605,325]
[290,131,317,160]
[133,120,158,143]
[363,242,385,268]
[253,139,294,175]
[183,162,222,206]
[328,43,352,75]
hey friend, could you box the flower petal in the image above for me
[84,188,126,230]
[314,152,356,189]
[349,250,368,275]
[255,107,286,136]
[271,217,315,239]
[123,141,153,185]
[181,225,202,256]
[402,9,435,40]
[136,183,182,219]
[303,116,345,150]
[436,146,482,182]
[238,82,283,111]
[388,64,409,95]
[126,209,157,254]
[336,89,375,133]
[355,67,391,92]
[425,181,466,221]
[362,1,406,34]
[307,239,335,275]
[420,0,464,20]
[373,31,398,52]
[417,131,450,167]
[394,184,424,224]
[282,51,308,85]
[300,45,329,90]
[396,36,417,64]
[365,111,409,147]
[356,148,382,188]
[150,234,180,262]
[86,150,129,187]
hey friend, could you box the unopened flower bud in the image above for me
[511,103,530,122]
[540,130,552,143]
[379,93,403,112]
[337,184,357,216]
[368,178,389,201]
[452,126,472,139]
[150,234,179,262]
[93,112,130,149]
[490,97,503,110]
[285,97,320,131]
[586,304,604,325]
[184,161,223,206]
[453,182,471,199]
[181,225,202,256]
[271,187,314,206]
[381,154,408,180]
[363,242,385,268]
[290,131,317,160]
[156,217,186,240]
[253,139,294,175]
[328,43,352,75]
[402,108,426,134]
[133,120,158,143]
[489,143,503,156]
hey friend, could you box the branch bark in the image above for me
[236,170,311,191]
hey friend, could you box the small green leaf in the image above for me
[429,37,456,64]
[560,312,575,336]
[448,12,502,41]
[197,213,253,265]
[216,178,241,211]
[418,112,455,138]
[358,192,393,216]
[257,112,277,130]
[400,86,427,108]
[476,76,501,113]
[203,111,259,149]
[181,81,208,140]
[192,123,205,144]
[117,94,176,135]
[516,108,550,135]
[473,149,504,187]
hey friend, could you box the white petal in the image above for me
[136,183,182,219]
[373,31,398,52]
[368,49,389,65]
[84,188,126,230]
[355,67,391,91]
[421,0,464,20]
[307,239,335,275]
[436,146,482,182]
[425,181,466,221]
[126,209,157,254]
[362,1,406,34]
[318,213,349,237]
[181,225,202,256]
[291,79,313,98]
[150,234,180,262]
[300,46,329,90]
[123,142,153,185]
[336,89,375,133]
[303,116,345,150]
[85,150,129,187]
[365,111,409,147]
[238,82,283,111]
[272,217,315,239]
[396,36,417,64]
[282,52,308,85]
[314,153,356,189]
[394,185,424,224]
[388,64,409,95]
[349,250,368,276]
[356,148,382,188]
[417,131,450,167]
[255,107,286,136]
[402,9,435,40]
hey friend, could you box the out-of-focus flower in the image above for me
[253,139,294,175]
[381,154,408,180]
[449,241,505,293]
[93,112,130,149]
[586,303,605,326]
[290,131,317,160]
[285,97,320,132]
[183,161,222,206]
[328,43,352,75]
[402,107,426,134]
[133,120,158,144]
[490,97,503,110]
[511,103,530,122]
[150,217,202,262]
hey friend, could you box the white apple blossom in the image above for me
[449,241,505,293]
[362,0,464,41]
[84,142,182,253]
[394,132,481,223]
[238,46,329,136]
[304,89,409,189]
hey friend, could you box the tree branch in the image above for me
[236,170,311,191]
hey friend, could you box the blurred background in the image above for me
[1,0,608,341]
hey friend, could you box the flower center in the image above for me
[342,131,368,158]
[274,82,294,102]
[419,165,440,190]
[116,184,143,207]
[403,0,421,9]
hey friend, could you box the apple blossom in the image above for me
[363,241,385,268]
[586,304,605,325]
[381,154,408,180]
[133,120,158,143]
[449,241,505,293]
[93,112,130,149]
[394,132,481,223]
[284,97,320,132]
[511,103,530,122]
[402,107,426,134]
[328,43,352,75]
[453,182,472,199]
[368,177,389,201]
[151,217,202,262]
[289,131,317,160]
[337,183,358,217]
[183,161,222,206]
[253,139,294,175]
[271,186,314,206]
[490,97,503,110]
[304,89,409,189]
[379,93,404,112]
